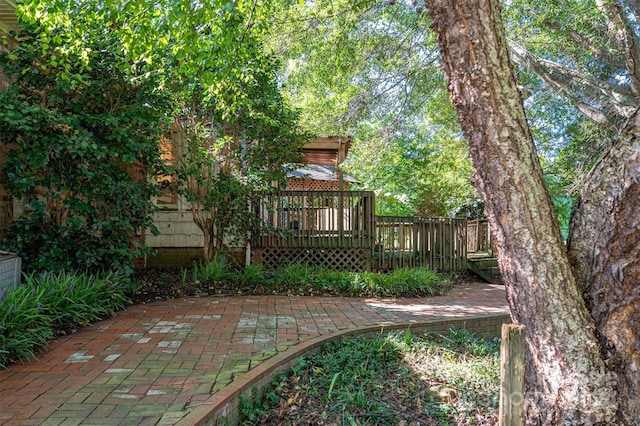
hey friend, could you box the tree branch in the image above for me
[623,0,640,21]
[596,0,640,95]
[542,20,625,70]
[509,41,636,130]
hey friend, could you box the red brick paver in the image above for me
[0,282,507,425]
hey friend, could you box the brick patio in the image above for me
[0,282,508,425]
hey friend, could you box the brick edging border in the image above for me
[181,312,511,426]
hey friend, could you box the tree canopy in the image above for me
[11,0,628,228]
[6,0,309,266]
[265,0,479,216]
[3,1,640,420]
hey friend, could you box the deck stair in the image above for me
[467,252,502,284]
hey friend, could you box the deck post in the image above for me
[499,323,525,426]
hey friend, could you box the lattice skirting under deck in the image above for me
[254,247,371,272]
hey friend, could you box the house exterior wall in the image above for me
[146,210,204,248]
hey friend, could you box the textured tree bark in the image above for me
[425,0,618,423]
[192,212,216,262]
[567,113,640,423]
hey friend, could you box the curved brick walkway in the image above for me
[0,282,508,426]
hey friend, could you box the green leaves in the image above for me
[158,1,310,260]
[264,0,478,216]
[0,271,129,368]
[0,21,170,276]
[254,330,499,424]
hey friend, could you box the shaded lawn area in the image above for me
[243,329,500,425]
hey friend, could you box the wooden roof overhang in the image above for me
[300,135,353,166]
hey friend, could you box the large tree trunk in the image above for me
[567,112,640,423]
[425,0,618,423]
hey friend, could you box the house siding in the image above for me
[146,210,205,248]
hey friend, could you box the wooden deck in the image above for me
[254,190,471,273]
[467,251,501,283]
[374,215,466,272]
[255,190,375,249]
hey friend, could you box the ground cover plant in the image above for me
[0,272,128,368]
[241,329,500,425]
[132,257,454,303]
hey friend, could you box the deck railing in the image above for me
[254,190,468,272]
[466,219,494,254]
[374,216,467,271]
[255,190,375,249]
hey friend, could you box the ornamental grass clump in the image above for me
[277,263,315,287]
[192,255,234,284]
[336,267,452,297]
[238,263,266,286]
[0,272,128,368]
[0,285,54,369]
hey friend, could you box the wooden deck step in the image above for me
[467,254,502,284]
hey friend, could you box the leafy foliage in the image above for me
[347,114,477,216]
[256,263,452,297]
[268,1,436,133]
[504,0,635,131]
[0,22,170,275]
[501,0,622,238]
[135,262,452,300]
[156,1,310,261]
[13,0,309,263]
[268,0,628,224]
[247,329,500,425]
[266,0,478,216]
[0,271,128,368]
[174,48,309,259]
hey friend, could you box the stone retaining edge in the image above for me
[180,312,511,426]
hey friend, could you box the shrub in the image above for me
[0,22,170,276]
[0,271,128,368]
